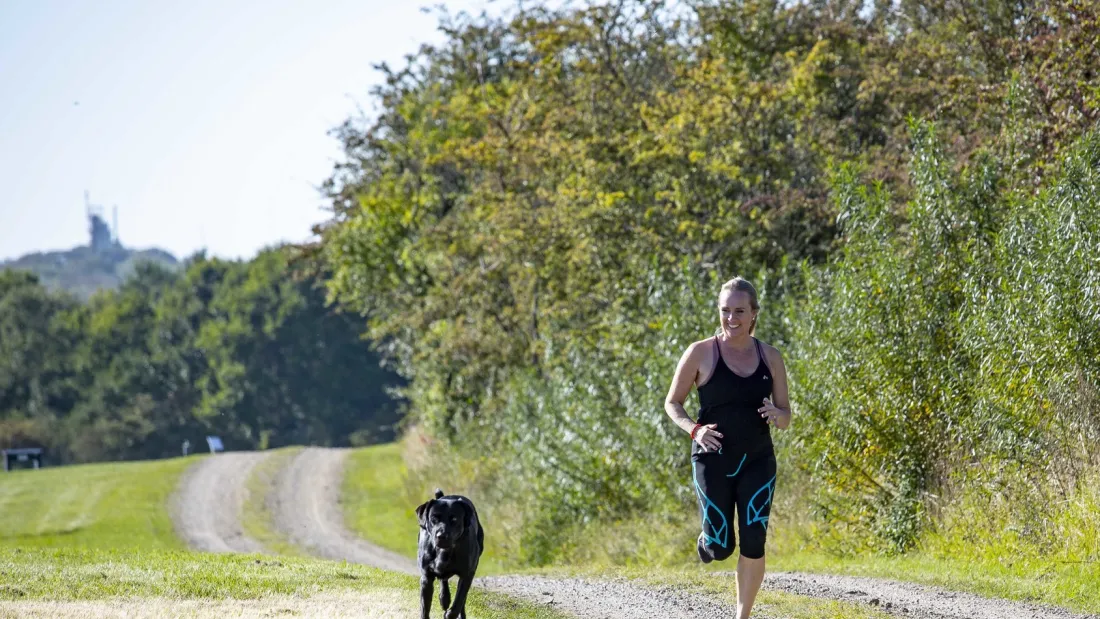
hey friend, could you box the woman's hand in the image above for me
[758,397,789,427]
[693,423,724,452]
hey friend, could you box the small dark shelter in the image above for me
[3,448,44,472]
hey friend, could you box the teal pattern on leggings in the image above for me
[746,475,775,530]
[692,459,729,548]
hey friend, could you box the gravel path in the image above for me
[479,575,738,618]
[483,571,1099,619]
[762,571,1099,619]
[267,447,417,575]
[171,452,269,554]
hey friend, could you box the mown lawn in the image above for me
[0,455,569,619]
[343,442,419,560]
[0,456,193,550]
[0,547,572,618]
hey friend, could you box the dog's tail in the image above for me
[434,488,444,499]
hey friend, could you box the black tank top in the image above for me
[696,337,774,454]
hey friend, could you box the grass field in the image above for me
[343,443,418,560]
[0,548,571,618]
[0,453,570,618]
[0,456,193,550]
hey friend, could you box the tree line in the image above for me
[317,0,1100,561]
[0,248,402,464]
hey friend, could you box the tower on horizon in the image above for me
[85,191,120,252]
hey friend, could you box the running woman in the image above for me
[664,276,792,619]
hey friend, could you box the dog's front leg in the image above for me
[439,578,451,611]
[420,574,434,619]
[444,574,473,619]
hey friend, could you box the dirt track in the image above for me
[171,452,268,554]
[761,572,1096,619]
[482,572,1099,619]
[480,574,741,618]
[268,447,416,574]
[171,449,1098,619]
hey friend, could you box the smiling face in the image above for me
[718,289,757,340]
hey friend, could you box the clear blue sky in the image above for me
[0,0,499,261]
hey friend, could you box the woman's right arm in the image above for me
[665,342,724,451]
[664,343,701,435]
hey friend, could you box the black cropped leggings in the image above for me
[691,446,776,560]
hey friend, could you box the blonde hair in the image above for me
[717,276,760,336]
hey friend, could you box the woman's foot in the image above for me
[697,532,713,564]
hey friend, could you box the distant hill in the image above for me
[2,244,179,299]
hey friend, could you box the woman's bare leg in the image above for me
[736,554,765,618]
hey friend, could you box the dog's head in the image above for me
[416,489,473,550]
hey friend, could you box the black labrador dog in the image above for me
[416,489,484,619]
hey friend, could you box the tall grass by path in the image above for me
[0,456,194,550]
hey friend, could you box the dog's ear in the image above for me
[416,499,435,530]
[460,500,474,529]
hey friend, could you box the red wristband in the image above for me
[690,423,702,440]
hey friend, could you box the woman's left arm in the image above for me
[759,346,792,430]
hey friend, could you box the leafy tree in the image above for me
[0,271,81,454]
[194,249,402,449]
[318,0,1100,561]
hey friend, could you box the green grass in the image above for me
[343,442,419,560]
[11,444,1094,617]
[0,547,572,618]
[343,442,518,575]
[0,455,568,618]
[239,446,303,556]
[0,456,193,550]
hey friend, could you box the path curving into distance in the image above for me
[171,451,269,554]
[171,448,1098,619]
[268,447,417,574]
